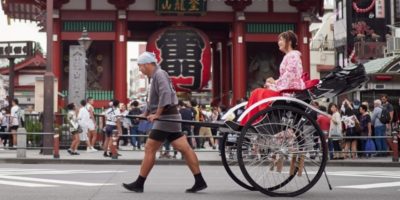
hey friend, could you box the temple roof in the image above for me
[0,51,46,75]
[1,0,42,22]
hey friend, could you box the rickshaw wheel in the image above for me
[220,131,256,191]
[237,105,328,197]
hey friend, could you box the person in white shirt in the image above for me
[86,97,98,150]
[103,99,122,157]
[0,108,8,149]
[67,103,81,155]
[78,100,96,152]
[119,103,131,146]
[10,99,21,147]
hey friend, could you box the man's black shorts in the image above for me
[149,129,183,143]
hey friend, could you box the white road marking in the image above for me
[329,171,400,190]
[0,170,125,176]
[328,171,400,179]
[0,168,124,187]
[0,180,57,187]
[0,175,115,186]
[337,181,400,189]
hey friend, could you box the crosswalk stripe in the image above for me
[327,171,400,179]
[0,180,57,187]
[0,170,125,176]
[337,181,400,189]
[0,175,115,186]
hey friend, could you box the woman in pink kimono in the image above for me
[241,30,305,125]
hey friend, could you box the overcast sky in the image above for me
[0,4,47,51]
[0,3,141,67]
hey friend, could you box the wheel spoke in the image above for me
[236,105,328,197]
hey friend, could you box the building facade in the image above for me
[2,0,324,107]
[334,0,390,67]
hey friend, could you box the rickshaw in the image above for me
[129,63,368,197]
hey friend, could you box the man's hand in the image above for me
[147,114,160,122]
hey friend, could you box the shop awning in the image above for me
[362,56,399,74]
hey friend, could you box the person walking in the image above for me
[67,103,81,155]
[103,99,122,157]
[78,100,96,152]
[178,100,194,149]
[119,103,130,146]
[129,100,143,150]
[86,97,98,150]
[122,52,207,193]
[328,103,343,160]
[371,99,387,156]
[359,104,372,158]
[10,99,21,148]
[0,108,8,150]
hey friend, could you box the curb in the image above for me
[1,158,399,167]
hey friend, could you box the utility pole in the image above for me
[42,0,55,155]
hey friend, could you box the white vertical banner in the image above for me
[375,0,385,18]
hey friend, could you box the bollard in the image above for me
[53,133,60,159]
[16,129,27,158]
[393,134,399,162]
[110,130,118,159]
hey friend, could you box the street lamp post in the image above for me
[78,28,92,52]
[79,27,92,92]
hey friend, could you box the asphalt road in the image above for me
[0,164,399,200]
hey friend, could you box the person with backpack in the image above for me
[129,100,143,150]
[199,105,216,149]
[371,99,387,157]
[178,100,194,149]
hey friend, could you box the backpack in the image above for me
[129,108,142,125]
[379,107,391,124]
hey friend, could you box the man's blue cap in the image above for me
[137,51,157,64]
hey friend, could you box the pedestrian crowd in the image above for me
[316,94,400,160]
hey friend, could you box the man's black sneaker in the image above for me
[185,182,207,193]
[122,182,144,193]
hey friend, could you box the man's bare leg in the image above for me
[171,136,207,193]
[139,139,163,177]
[122,138,162,192]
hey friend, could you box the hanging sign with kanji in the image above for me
[0,41,35,58]
[155,0,207,16]
[147,26,211,92]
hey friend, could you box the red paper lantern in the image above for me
[147,26,211,92]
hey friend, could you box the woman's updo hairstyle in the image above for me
[278,30,298,49]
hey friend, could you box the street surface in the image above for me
[0,164,399,200]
